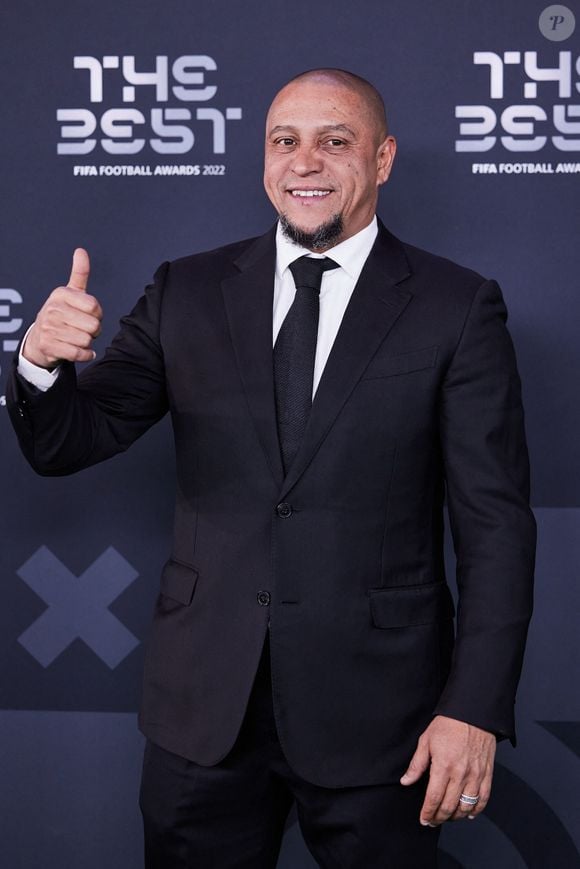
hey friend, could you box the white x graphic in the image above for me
[17,546,140,668]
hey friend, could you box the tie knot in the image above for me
[288,255,339,293]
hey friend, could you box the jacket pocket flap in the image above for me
[160,559,199,605]
[369,582,454,629]
[362,345,438,380]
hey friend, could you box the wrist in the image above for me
[21,326,56,370]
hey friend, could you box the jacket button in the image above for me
[257,590,271,606]
[276,502,292,518]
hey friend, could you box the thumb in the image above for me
[400,740,431,786]
[68,247,90,292]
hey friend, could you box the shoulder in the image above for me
[377,220,487,299]
[165,229,274,282]
[146,226,276,314]
[402,242,486,292]
[375,224,505,342]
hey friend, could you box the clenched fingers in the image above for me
[42,289,102,335]
[30,290,102,364]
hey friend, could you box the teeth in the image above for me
[291,190,330,197]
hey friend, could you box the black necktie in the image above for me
[274,255,339,473]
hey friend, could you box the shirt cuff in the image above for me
[17,325,60,392]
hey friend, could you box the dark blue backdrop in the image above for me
[1,1,579,866]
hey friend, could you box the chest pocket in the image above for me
[361,345,438,380]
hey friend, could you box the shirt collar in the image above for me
[275,217,378,280]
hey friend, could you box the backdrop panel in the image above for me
[1,0,578,865]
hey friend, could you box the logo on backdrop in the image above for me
[57,55,243,179]
[455,5,580,175]
[0,288,24,405]
[17,546,139,668]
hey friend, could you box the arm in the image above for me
[7,251,169,475]
[401,278,536,823]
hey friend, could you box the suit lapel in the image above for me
[221,222,413,497]
[278,224,412,500]
[221,227,285,486]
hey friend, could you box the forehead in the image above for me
[266,80,371,134]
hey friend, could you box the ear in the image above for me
[376,136,397,186]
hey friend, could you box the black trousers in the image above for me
[140,635,440,868]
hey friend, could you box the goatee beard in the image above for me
[279,213,344,251]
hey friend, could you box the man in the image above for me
[7,69,536,868]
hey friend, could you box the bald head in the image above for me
[263,67,397,251]
[274,68,388,145]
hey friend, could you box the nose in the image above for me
[290,144,323,176]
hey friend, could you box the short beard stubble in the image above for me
[279,213,344,251]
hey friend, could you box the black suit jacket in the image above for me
[7,221,536,788]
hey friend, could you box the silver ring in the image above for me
[459,793,480,806]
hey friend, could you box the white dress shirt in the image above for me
[18,326,60,392]
[274,217,377,396]
[18,217,378,395]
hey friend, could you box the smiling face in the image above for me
[264,73,396,251]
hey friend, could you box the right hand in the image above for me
[22,248,103,368]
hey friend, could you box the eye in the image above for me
[323,138,347,149]
[273,136,296,148]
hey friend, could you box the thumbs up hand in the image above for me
[22,249,103,368]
